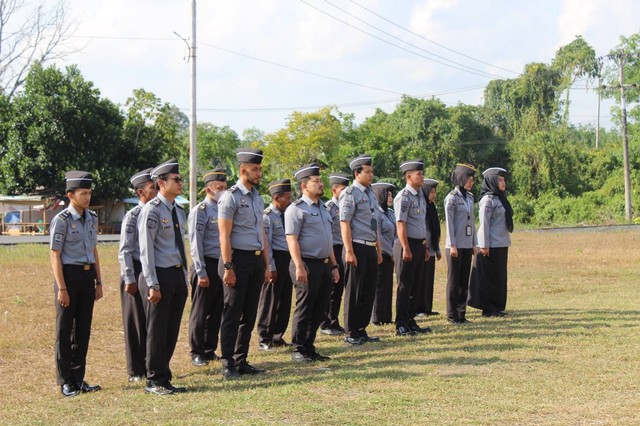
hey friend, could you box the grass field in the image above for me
[1,228,639,425]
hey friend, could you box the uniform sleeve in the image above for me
[285,205,302,237]
[189,207,208,278]
[49,216,67,251]
[118,211,138,284]
[217,191,236,220]
[264,214,276,272]
[338,191,355,222]
[139,206,160,287]
[394,193,409,222]
[444,194,457,247]
[477,196,491,248]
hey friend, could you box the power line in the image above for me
[298,0,506,80]
[318,0,510,80]
[347,0,520,76]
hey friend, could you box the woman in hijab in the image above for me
[415,178,442,317]
[444,163,478,324]
[468,167,513,317]
[370,182,396,325]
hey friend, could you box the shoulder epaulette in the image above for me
[59,210,71,220]
[176,203,184,210]
[325,199,335,208]
[150,198,161,206]
[227,185,238,193]
[293,199,303,205]
[264,206,272,214]
[449,190,457,196]
[130,205,142,217]
[198,203,206,211]
[345,186,354,194]
[401,189,410,197]
[88,209,98,217]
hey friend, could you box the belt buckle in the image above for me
[255,250,261,256]
[323,258,329,264]
[176,264,182,268]
[83,264,90,271]
[422,240,426,245]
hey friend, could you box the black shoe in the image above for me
[363,335,381,342]
[292,352,314,363]
[334,325,346,333]
[320,328,343,336]
[415,312,427,318]
[425,311,440,316]
[164,381,186,393]
[344,336,365,345]
[128,375,145,383]
[409,323,432,334]
[495,311,508,317]
[458,318,471,324]
[258,342,273,351]
[221,366,240,380]
[271,339,292,347]
[237,363,265,375]
[144,381,174,395]
[61,383,80,398]
[448,317,462,324]
[191,355,209,366]
[77,381,102,393]
[396,325,416,336]
[309,352,331,362]
[206,352,220,361]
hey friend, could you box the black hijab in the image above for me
[422,178,440,249]
[372,182,395,213]
[481,167,514,233]
[450,163,476,198]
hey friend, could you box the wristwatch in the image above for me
[331,264,339,271]
[95,280,102,286]
[223,262,234,270]
[150,284,160,291]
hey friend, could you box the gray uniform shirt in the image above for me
[378,206,396,257]
[444,188,478,249]
[339,181,379,242]
[325,197,342,246]
[139,193,187,287]
[217,180,264,251]
[285,195,333,259]
[50,205,97,265]
[394,185,428,240]
[264,203,287,272]
[189,197,221,278]
[118,202,143,284]
[477,194,511,248]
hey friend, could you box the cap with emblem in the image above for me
[293,163,320,181]
[268,178,292,195]
[329,173,350,186]
[349,154,372,171]
[422,178,439,189]
[65,171,93,191]
[237,148,263,165]
[451,163,477,187]
[482,167,507,177]
[130,168,153,187]
[151,159,180,178]
[400,159,424,173]
[202,168,227,185]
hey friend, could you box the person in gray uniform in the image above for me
[217,148,270,379]
[444,163,478,324]
[118,167,156,383]
[393,160,432,336]
[319,172,350,336]
[339,154,383,345]
[415,178,442,317]
[138,159,188,395]
[50,171,103,397]
[468,167,513,318]
[257,179,294,351]
[188,168,227,367]
[371,182,396,326]
[286,163,340,362]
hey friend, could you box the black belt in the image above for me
[234,249,262,256]
[408,238,426,245]
[64,264,94,271]
[302,257,330,264]
[156,264,183,270]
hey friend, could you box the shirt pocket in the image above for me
[66,229,83,242]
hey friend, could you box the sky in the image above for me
[38,0,640,136]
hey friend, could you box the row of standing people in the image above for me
[50,151,512,398]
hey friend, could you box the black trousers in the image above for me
[415,256,436,314]
[55,265,96,386]
[343,242,378,339]
[139,266,187,383]
[394,239,426,328]
[468,247,509,312]
[445,248,473,320]
[189,257,223,358]
[320,244,345,330]
[371,253,394,324]
[219,250,265,368]
[257,250,293,344]
[290,258,332,355]
[120,259,146,377]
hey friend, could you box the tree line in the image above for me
[1,33,639,226]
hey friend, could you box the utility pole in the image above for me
[596,74,601,150]
[189,0,197,211]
